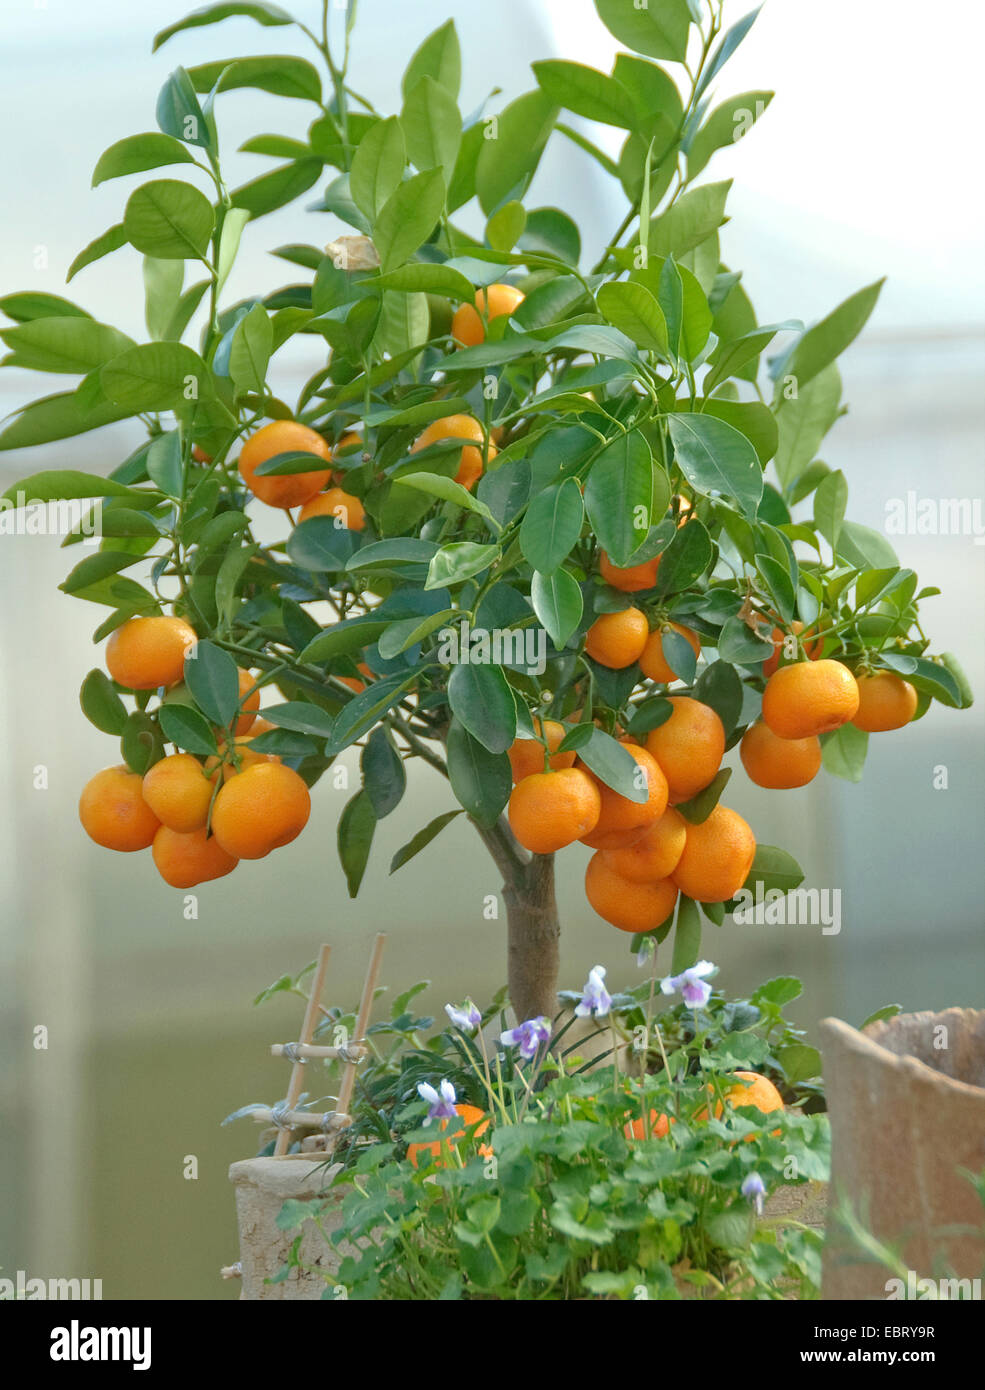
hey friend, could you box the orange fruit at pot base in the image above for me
[851,671,918,732]
[451,284,525,347]
[411,414,497,492]
[105,616,197,690]
[697,1071,784,1138]
[584,608,649,669]
[142,753,214,833]
[585,854,678,933]
[639,623,701,684]
[762,659,859,739]
[79,766,161,851]
[211,762,311,860]
[239,420,332,509]
[578,745,668,849]
[152,826,238,889]
[762,619,823,678]
[645,696,725,804]
[601,807,687,883]
[298,486,366,530]
[671,804,755,903]
[599,550,660,593]
[407,1104,492,1167]
[624,1110,673,1140]
[508,719,576,783]
[508,767,601,854]
[739,721,821,790]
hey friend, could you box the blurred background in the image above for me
[0,0,982,1299]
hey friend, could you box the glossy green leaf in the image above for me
[101,343,212,412]
[375,169,446,272]
[425,541,498,590]
[402,18,461,101]
[80,668,128,735]
[154,4,293,52]
[594,0,692,62]
[670,896,702,973]
[187,54,322,103]
[183,639,240,725]
[402,75,461,187]
[668,412,762,517]
[475,89,558,215]
[123,179,215,259]
[67,224,128,282]
[813,468,847,549]
[230,159,322,218]
[158,702,219,756]
[361,727,406,818]
[338,790,377,897]
[390,809,463,873]
[93,132,197,186]
[531,567,583,650]
[1,317,135,375]
[448,663,517,753]
[596,281,667,354]
[229,302,273,395]
[350,116,406,220]
[780,280,884,397]
[649,181,730,258]
[584,429,652,564]
[532,60,637,128]
[445,719,511,827]
[686,91,773,178]
[519,478,584,573]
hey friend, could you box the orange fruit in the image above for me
[79,765,161,852]
[142,753,214,832]
[697,1071,784,1138]
[644,696,725,803]
[624,1110,673,1140]
[211,761,311,859]
[249,717,276,736]
[410,413,496,492]
[205,736,281,783]
[234,668,261,735]
[639,623,701,683]
[671,804,755,903]
[451,284,525,347]
[762,619,823,678]
[239,420,332,509]
[508,719,576,782]
[584,854,678,932]
[673,495,692,527]
[584,608,649,669]
[151,825,238,889]
[298,486,366,530]
[105,615,197,690]
[851,671,918,732]
[191,445,212,464]
[739,721,822,790]
[599,550,660,593]
[762,659,859,739]
[508,767,601,853]
[407,1104,492,1167]
[578,744,668,848]
[600,807,687,882]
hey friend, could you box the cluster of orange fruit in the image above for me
[508,551,919,935]
[78,616,311,888]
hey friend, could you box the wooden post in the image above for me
[273,943,332,1158]
[327,933,386,1154]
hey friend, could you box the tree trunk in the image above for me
[476,818,560,1021]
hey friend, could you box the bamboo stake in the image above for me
[273,943,332,1157]
[326,933,386,1153]
[269,1042,368,1061]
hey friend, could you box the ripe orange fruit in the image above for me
[142,753,214,833]
[639,622,701,683]
[407,1104,492,1167]
[79,765,161,851]
[671,804,755,903]
[762,619,823,678]
[451,284,525,347]
[624,1110,673,1140]
[508,767,601,853]
[234,668,261,735]
[211,762,311,859]
[599,550,660,593]
[739,721,822,790]
[410,413,496,492]
[600,807,687,882]
[151,825,238,889]
[851,671,918,732]
[239,420,332,509]
[105,615,197,690]
[578,744,668,848]
[584,608,649,669]
[584,854,678,933]
[298,486,366,530]
[644,696,725,804]
[191,445,212,464]
[697,1071,784,1138]
[508,719,576,782]
[762,659,859,739]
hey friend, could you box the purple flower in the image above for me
[575,965,612,1019]
[500,1016,551,1060]
[417,1079,457,1125]
[742,1171,766,1216]
[445,998,482,1034]
[660,960,717,1008]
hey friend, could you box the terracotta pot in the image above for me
[820,1009,985,1300]
[228,1157,349,1301]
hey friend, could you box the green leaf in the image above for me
[230,159,322,218]
[717,614,773,664]
[780,280,884,397]
[693,660,743,737]
[261,701,336,738]
[446,719,511,827]
[425,541,498,590]
[686,91,773,179]
[402,75,461,188]
[1,469,154,504]
[447,664,517,754]
[649,181,730,258]
[813,468,847,550]
[697,6,762,100]
[393,472,499,529]
[778,1042,822,1085]
[486,200,527,254]
[594,0,692,61]
[349,116,406,221]
[531,568,583,650]
[156,66,213,151]
[402,18,461,101]
[183,639,240,725]
[532,60,638,128]
[676,768,731,825]
[475,89,558,215]
[80,669,128,735]
[187,54,322,103]
[375,169,446,273]
[337,790,377,897]
[742,844,805,895]
[596,281,668,354]
[0,393,133,450]
[229,303,273,395]
[584,429,652,564]
[519,479,584,574]
[143,257,184,340]
[93,132,197,186]
[67,223,128,282]
[101,343,212,412]
[146,431,183,496]
[860,1004,902,1031]
[123,179,215,259]
[216,541,257,625]
[653,517,712,593]
[60,550,142,596]
[361,727,406,819]
[374,261,474,302]
[577,727,647,802]
[668,413,762,518]
[121,711,166,775]
[520,207,582,264]
[378,610,457,660]
[774,364,842,491]
[671,896,702,972]
[704,320,797,395]
[215,207,251,293]
[1,317,135,375]
[835,520,899,571]
[390,809,463,873]
[153,4,293,52]
[165,279,211,341]
[158,702,219,756]
[0,292,93,323]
